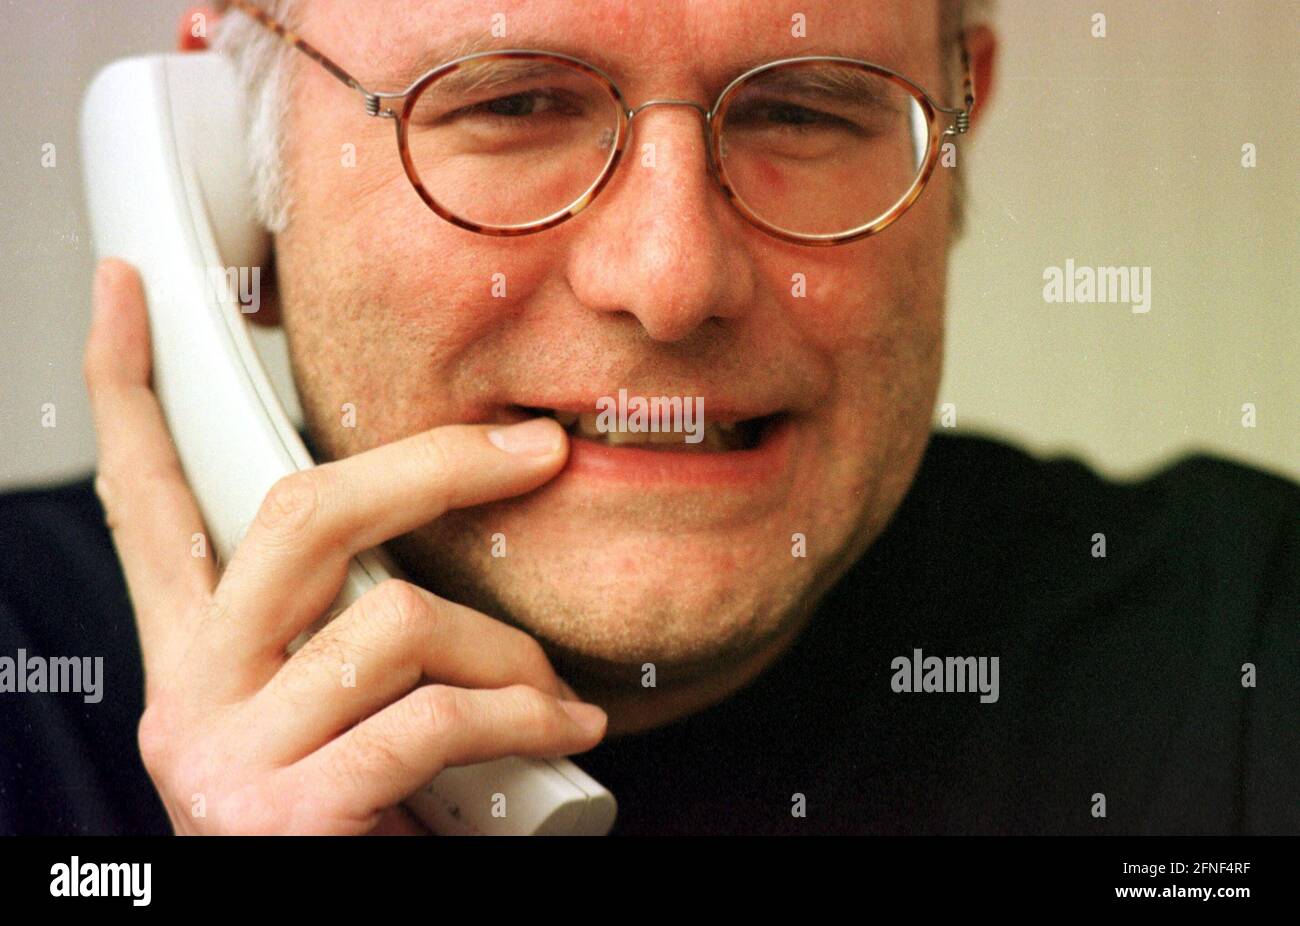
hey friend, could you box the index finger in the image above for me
[205,417,570,678]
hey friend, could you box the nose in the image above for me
[628,98,708,120]
[563,100,756,344]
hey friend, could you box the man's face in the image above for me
[272,0,952,687]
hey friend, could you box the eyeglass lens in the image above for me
[403,55,931,237]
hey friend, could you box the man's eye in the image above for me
[762,103,828,126]
[728,100,859,135]
[454,90,577,121]
[479,93,540,117]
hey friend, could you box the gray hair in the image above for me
[214,0,990,238]
[213,0,297,234]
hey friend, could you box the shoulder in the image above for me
[0,476,127,601]
[0,477,141,649]
[919,429,1300,512]
[914,431,1300,598]
[0,476,167,834]
[902,433,1299,833]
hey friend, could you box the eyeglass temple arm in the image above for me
[936,29,976,136]
[224,0,387,114]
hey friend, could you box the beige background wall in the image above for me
[942,0,1296,479]
[1,0,1295,488]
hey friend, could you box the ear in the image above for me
[963,24,998,131]
[177,6,221,52]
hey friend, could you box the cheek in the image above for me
[766,224,945,361]
[755,210,946,494]
[315,186,560,338]
[281,114,566,354]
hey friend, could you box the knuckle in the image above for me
[136,703,174,778]
[94,466,175,531]
[416,429,455,477]
[255,471,325,539]
[138,694,208,795]
[514,634,558,687]
[366,579,431,641]
[166,748,210,796]
[405,684,462,738]
[414,431,457,509]
[92,472,124,530]
[506,684,560,736]
[137,694,287,834]
[214,781,287,835]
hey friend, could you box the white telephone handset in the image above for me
[80,52,616,836]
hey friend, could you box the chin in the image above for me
[395,509,830,685]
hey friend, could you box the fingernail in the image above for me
[559,700,607,735]
[488,418,563,456]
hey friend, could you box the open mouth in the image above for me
[516,406,784,452]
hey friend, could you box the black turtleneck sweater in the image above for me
[2,433,1296,835]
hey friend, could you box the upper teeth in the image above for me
[538,409,748,451]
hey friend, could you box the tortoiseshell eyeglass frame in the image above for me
[226,0,975,246]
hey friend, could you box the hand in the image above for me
[83,258,606,834]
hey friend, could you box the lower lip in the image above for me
[561,415,797,487]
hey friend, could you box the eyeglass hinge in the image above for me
[363,93,397,119]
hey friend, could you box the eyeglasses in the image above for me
[229,0,974,246]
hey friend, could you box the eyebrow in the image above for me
[381,34,915,98]
[385,34,604,91]
[399,55,914,125]
[410,57,587,101]
[734,66,912,112]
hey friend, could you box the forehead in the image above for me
[304,0,943,93]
